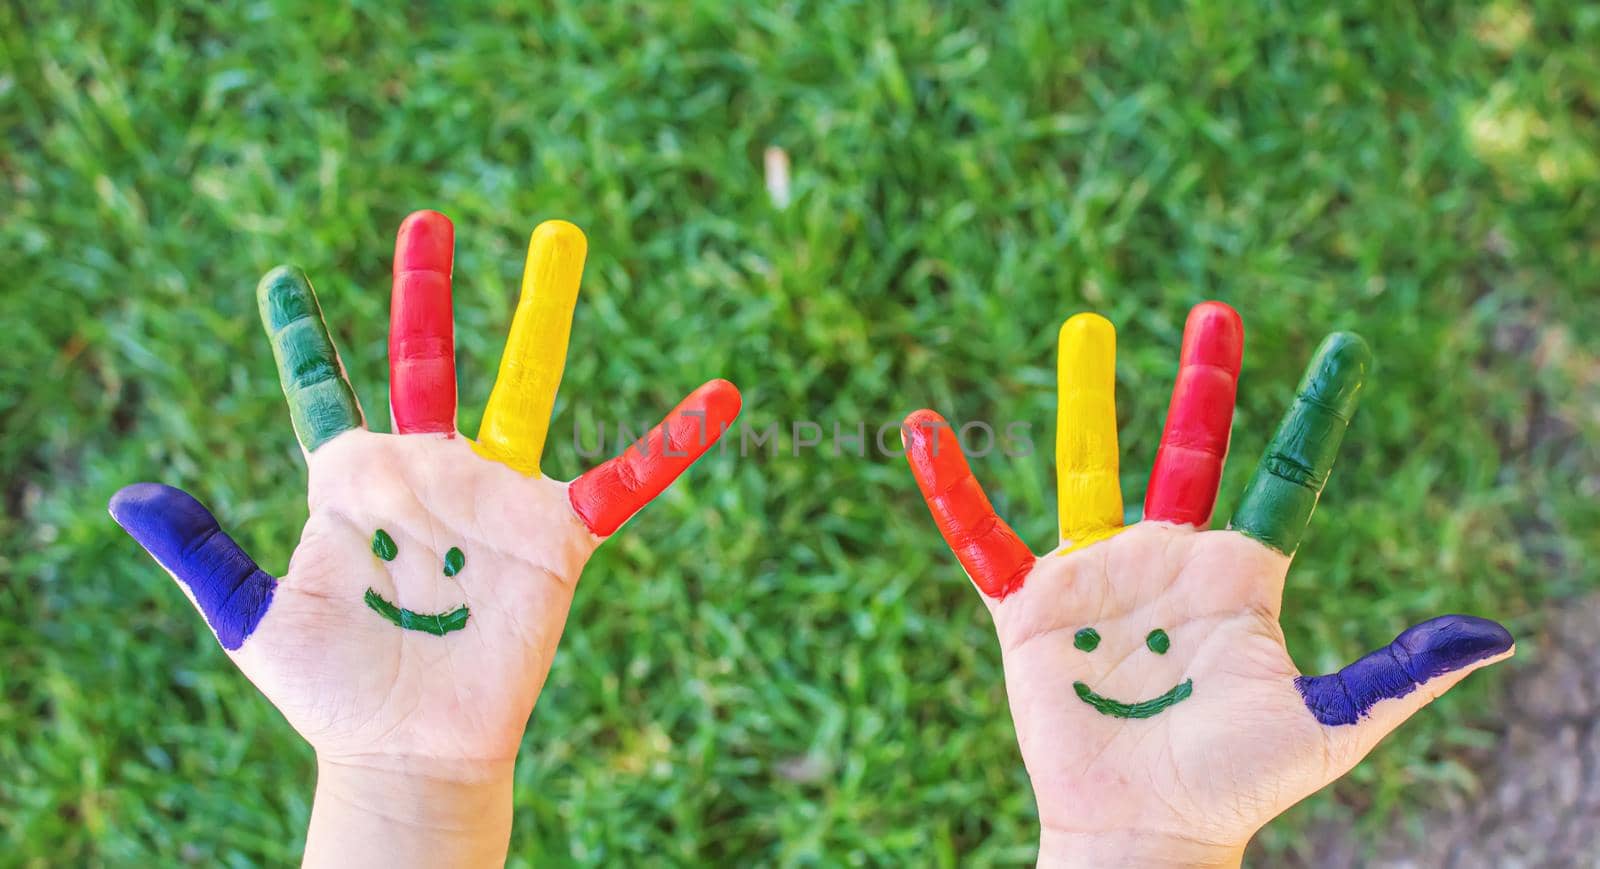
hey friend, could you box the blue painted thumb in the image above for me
[1297,614,1513,728]
[109,483,277,651]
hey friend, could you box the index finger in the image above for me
[474,220,587,476]
[257,265,365,452]
[1230,332,1372,555]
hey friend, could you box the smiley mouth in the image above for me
[364,588,469,636]
[1073,679,1193,719]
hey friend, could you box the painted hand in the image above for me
[111,211,741,774]
[904,303,1513,864]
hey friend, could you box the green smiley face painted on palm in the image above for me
[366,529,470,635]
[1070,626,1193,719]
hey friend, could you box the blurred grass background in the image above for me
[2,1,1597,864]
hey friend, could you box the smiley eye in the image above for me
[443,547,465,577]
[372,529,398,561]
[1073,627,1101,652]
[1146,629,1170,655]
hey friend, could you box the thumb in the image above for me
[1300,615,1514,764]
[109,482,278,651]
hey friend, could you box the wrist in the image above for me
[304,754,516,869]
[1038,827,1245,868]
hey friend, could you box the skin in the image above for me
[237,429,598,756]
[111,210,741,868]
[905,302,1514,866]
[239,429,601,862]
[991,523,1510,862]
[1071,679,1192,720]
[363,532,470,634]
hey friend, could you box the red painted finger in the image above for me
[903,409,1035,599]
[1144,301,1244,527]
[389,210,457,434]
[569,379,742,537]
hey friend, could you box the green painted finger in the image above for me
[257,266,364,451]
[1231,332,1372,555]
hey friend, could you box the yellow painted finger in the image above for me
[1056,312,1124,550]
[474,220,588,476]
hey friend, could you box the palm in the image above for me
[994,525,1323,845]
[905,303,1514,858]
[234,432,595,763]
[112,211,740,774]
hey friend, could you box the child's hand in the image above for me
[111,212,740,866]
[904,303,1512,867]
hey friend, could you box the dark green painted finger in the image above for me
[1231,332,1372,555]
[257,266,364,451]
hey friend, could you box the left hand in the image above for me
[902,303,1514,866]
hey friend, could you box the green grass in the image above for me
[3,1,1598,863]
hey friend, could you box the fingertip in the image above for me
[680,380,742,452]
[1190,299,1242,325]
[109,481,161,527]
[900,409,947,450]
[1397,614,1515,681]
[107,482,218,562]
[530,219,588,257]
[697,378,743,420]
[1059,311,1115,344]
[1302,331,1374,416]
[400,208,452,230]
[257,264,309,296]
[518,219,587,308]
[903,410,966,495]
[1059,313,1117,393]
[257,264,305,291]
[1318,331,1374,374]
[1182,301,1244,372]
[256,264,316,329]
[109,481,193,522]
[395,210,455,273]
